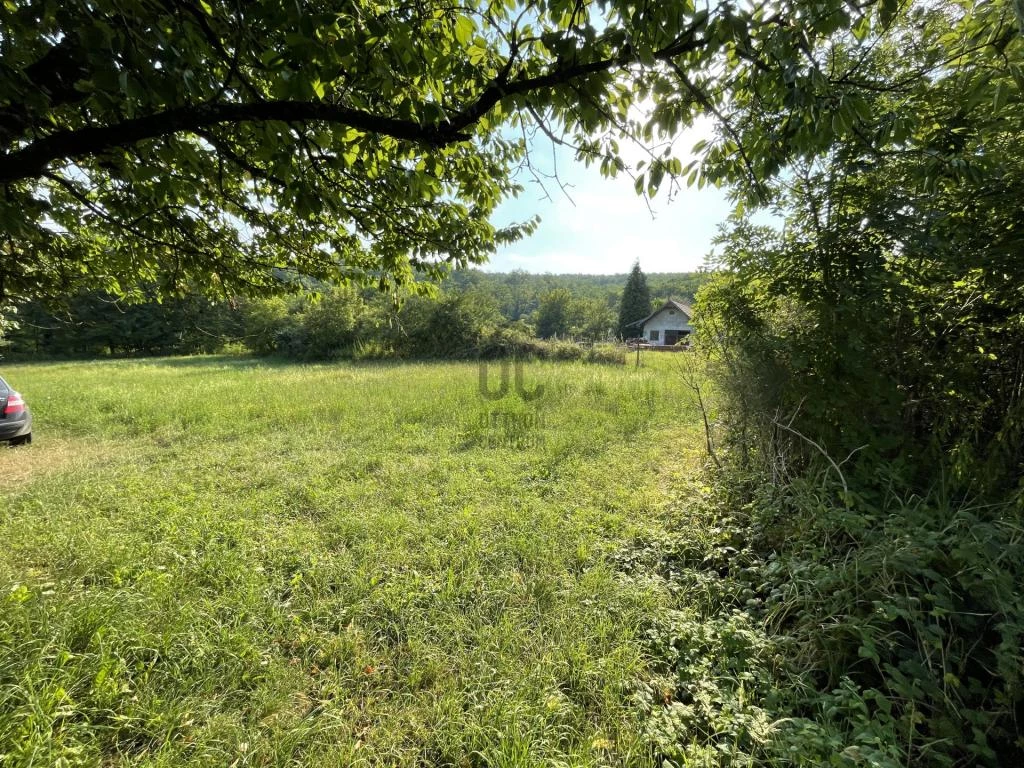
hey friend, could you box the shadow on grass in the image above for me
[3,354,287,370]
[140,354,285,369]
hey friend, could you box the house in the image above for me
[629,299,693,346]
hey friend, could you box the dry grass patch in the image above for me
[0,437,120,490]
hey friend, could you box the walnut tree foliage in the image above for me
[1,0,926,307]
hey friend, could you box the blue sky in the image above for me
[486,119,735,274]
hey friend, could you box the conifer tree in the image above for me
[617,261,651,338]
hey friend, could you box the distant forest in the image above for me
[2,269,708,360]
[446,269,707,321]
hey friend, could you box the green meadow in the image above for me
[0,356,701,767]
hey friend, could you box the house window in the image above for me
[649,330,660,341]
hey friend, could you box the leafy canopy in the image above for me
[0,0,912,306]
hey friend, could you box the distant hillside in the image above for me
[444,269,709,321]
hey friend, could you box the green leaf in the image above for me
[993,80,1009,112]
[467,45,487,65]
[455,16,474,47]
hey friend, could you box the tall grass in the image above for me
[0,356,700,767]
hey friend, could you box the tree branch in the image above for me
[1,24,708,185]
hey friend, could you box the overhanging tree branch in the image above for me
[0,23,708,185]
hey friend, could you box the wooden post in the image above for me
[635,342,640,369]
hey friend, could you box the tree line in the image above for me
[2,267,702,359]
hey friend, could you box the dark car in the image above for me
[0,376,32,446]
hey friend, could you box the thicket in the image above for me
[252,287,625,363]
[3,281,631,364]
[642,5,1024,765]
[4,269,703,361]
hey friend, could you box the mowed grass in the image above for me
[0,355,699,767]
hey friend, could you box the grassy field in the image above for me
[0,355,701,767]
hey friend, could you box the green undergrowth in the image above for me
[623,465,1024,767]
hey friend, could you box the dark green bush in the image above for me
[632,467,1024,767]
[666,16,1024,761]
[392,290,502,358]
[5,289,244,358]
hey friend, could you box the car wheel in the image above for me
[9,433,32,447]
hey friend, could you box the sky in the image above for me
[486,118,735,275]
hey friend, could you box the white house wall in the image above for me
[643,309,692,345]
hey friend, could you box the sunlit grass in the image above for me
[0,355,700,767]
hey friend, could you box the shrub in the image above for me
[631,466,1024,767]
[585,344,627,365]
[294,288,363,359]
[237,296,292,356]
[351,338,395,360]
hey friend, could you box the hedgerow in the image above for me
[626,465,1023,767]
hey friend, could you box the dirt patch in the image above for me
[0,438,119,490]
